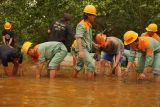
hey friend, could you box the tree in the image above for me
[0,0,160,49]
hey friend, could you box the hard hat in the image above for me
[123,31,138,45]
[4,22,11,30]
[146,23,158,32]
[21,41,32,54]
[83,5,96,15]
[95,33,107,46]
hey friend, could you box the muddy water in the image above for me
[0,63,159,107]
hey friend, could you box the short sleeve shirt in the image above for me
[101,37,124,55]
[2,30,15,46]
[75,20,93,51]
[48,21,74,46]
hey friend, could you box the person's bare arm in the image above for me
[2,36,6,45]
[35,62,45,79]
[8,38,13,46]
[122,62,133,76]
[114,51,121,67]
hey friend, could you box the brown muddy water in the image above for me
[0,61,159,107]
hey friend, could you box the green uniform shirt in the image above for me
[128,37,160,67]
[123,49,130,58]
[75,20,93,51]
[37,42,66,64]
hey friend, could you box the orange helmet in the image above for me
[95,33,107,46]
[4,22,12,30]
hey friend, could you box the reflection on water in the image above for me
[0,63,159,107]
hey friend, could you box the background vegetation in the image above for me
[0,0,160,49]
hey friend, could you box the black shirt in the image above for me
[0,45,23,67]
[48,21,74,46]
[2,29,15,46]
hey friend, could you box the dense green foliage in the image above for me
[0,0,160,48]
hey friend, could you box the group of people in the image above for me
[1,5,160,83]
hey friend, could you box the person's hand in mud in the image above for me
[122,62,133,77]
[112,58,118,69]
[137,66,152,80]
[137,73,146,80]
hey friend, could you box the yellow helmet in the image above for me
[83,5,96,15]
[123,31,138,45]
[21,41,32,54]
[146,23,158,32]
[4,22,12,30]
